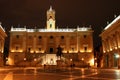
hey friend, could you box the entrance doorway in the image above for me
[49,48,54,53]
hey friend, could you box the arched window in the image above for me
[50,24,52,28]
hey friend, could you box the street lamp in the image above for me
[34,58,37,61]
[24,58,26,61]
[115,54,119,58]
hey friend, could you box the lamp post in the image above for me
[70,59,73,71]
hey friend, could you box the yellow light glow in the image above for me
[41,51,44,53]
[24,58,26,61]
[1,50,3,53]
[104,51,106,53]
[30,51,34,53]
[11,50,15,52]
[110,48,112,51]
[89,58,94,66]
[81,58,84,61]
[35,50,44,53]
[88,50,92,52]
[62,51,67,53]
[119,46,120,48]
[19,50,23,52]
[70,59,72,61]
[35,51,39,53]
[80,50,84,53]
[69,51,78,53]
[34,58,37,61]
[115,47,117,49]
[8,57,14,65]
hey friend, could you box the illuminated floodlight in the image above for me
[115,54,120,58]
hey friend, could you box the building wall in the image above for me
[0,24,7,66]
[9,30,94,66]
[8,6,94,66]
[100,15,120,68]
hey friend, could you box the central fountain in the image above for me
[42,54,57,65]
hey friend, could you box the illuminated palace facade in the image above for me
[100,15,120,68]
[8,6,94,66]
[0,23,7,66]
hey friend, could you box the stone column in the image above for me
[108,37,112,51]
[1,39,4,53]
[9,35,12,51]
[33,35,36,53]
[55,36,59,48]
[116,32,120,48]
[103,40,107,52]
[118,51,120,68]
[102,40,105,53]
[77,33,80,52]
[43,36,47,53]
[66,35,70,53]
[23,34,26,53]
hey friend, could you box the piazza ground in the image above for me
[0,67,120,80]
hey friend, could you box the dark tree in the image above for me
[94,44,103,68]
[56,45,63,59]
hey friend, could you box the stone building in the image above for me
[100,15,120,68]
[0,23,7,66]
[8,6,94,67]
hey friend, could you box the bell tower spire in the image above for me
[46,6,56,30]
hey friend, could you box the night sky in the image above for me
[0,0,120,48]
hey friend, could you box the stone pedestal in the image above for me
[56,60,63,66]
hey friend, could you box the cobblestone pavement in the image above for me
[0,67,120,80]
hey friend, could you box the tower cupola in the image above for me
[46,6,56,30]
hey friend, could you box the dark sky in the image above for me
[0,0,120,48]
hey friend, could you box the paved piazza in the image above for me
[0,67,120,80]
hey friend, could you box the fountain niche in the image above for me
[42,54,57,65]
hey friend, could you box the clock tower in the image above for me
[46,6,56,30]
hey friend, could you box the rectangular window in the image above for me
[28,48,31,52]
[39,48,41,51]
[16,35,19,39]
[72,48,74,51]
[16,46,18,50]
[83,35,87,38]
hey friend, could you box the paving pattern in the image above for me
[0,67,120,80]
